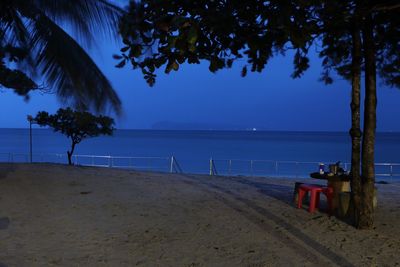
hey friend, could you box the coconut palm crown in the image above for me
[0,0,122,113]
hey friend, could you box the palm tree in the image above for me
[0,0,122,113]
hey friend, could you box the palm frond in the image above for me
[31,0,124,48]
[31,13,121,114]
[1,4,30,46]
[1,4,38,80]
[1,0,123,114]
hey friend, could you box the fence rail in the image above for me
[210,159,400,181]
[0,153,175,173]
[1,152,399,181]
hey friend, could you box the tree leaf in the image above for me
[120,46,130,52]
[187,27,198,45]
[115,60,126,68]
[241,66,247,77]
[172,61,179,71]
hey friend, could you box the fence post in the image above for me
[170,156,174,173]
[209,158,213,176]
[390,164,393,183]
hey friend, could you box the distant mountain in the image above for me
[151,121,262,131]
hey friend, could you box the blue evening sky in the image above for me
[1,22,399,131]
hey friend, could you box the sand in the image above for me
[0,163,399,266]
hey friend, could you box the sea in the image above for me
[1,129,399,179]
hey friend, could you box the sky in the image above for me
[1,17,400,131]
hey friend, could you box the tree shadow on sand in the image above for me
[228,176,295,204]
[183,174,355,266]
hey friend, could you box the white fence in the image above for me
[1,152,399,181]
[0,153,173,173]
[210,158,400,181]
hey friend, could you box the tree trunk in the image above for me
[349,24,362,226]
[359,14,377,229]
[67,141,76,165]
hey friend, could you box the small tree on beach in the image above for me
[34,108,115,165]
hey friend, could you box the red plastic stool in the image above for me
[297,184,333,214]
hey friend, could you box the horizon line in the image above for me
[1,127,399,134]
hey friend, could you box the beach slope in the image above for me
[0,164,399,266]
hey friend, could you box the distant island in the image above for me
[151,121,265,131]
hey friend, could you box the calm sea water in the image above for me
[1,129,399,177]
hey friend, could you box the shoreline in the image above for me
[0,163,399,266]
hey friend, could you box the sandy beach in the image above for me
[0,163,399,266]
